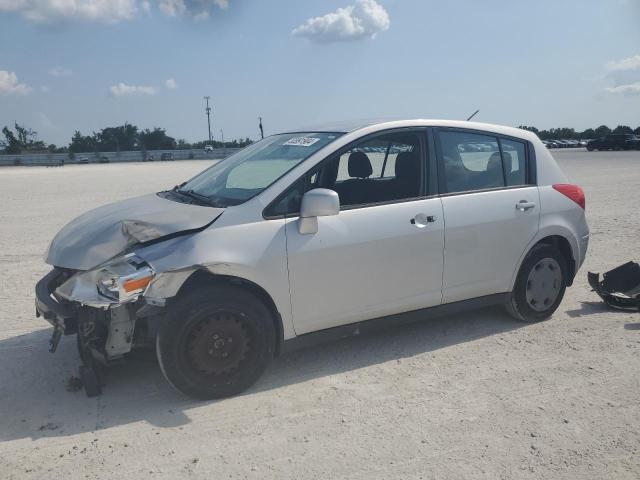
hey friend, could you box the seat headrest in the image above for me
[348,151,372,178]
[395,151,419,180]
[487,152,502,172]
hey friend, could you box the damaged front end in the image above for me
[35,254,166,395]
[588,261,640,311]
[35,193,225,395]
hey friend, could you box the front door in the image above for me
[283,130,445,334]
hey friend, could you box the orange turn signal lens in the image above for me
[122,275,154,293]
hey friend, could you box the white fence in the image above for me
[0,148,240,167]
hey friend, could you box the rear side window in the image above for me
[500,138,527,186]
[439,131,504,193]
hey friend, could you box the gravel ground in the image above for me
[0,150,638,479]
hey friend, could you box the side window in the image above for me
[500,138,527,186]
[264,131,425,217]
[329,132,423,207]
[439,131,504,193]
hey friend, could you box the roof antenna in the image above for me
[466,109,480,121]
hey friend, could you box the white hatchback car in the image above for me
[36,120,589,398]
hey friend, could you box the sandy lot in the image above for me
[0,150,639,479]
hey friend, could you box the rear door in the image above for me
[435,128,540,303]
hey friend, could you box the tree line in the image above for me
[3,121,640,155]
[517,124,640,140]
[0,122,253,155]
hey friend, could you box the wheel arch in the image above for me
[511,231,578,290]
[173,269,285,356]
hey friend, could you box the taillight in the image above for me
[553,184,585,210]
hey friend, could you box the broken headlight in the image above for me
[96,253,155,303]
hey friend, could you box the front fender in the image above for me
[135,217,296,340]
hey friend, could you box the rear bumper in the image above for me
[578,233,589,270]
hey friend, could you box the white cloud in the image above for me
[158,0,227,19]
[40,85,50,93]
[49,66,72,77]
[193,10,209,21]
[0,0,231,23]
[292,0,390,43]
[0,0,138,24]
[165,78,178,89]
[605,82,640,96]
[158,0,185,16]
[0,70,32,95]
[109,82,157,97]
[606,54,640,72]
[604,54,640,96]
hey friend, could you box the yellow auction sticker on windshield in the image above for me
[283,137,321,147]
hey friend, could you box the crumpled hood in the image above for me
[46,193,224,270]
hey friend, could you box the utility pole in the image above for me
[204,96,212,143]
[259,116,264,139]
[220,129,224,144]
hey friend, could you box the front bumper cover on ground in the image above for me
[588,261,640,311]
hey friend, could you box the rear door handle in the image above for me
[516,200,536,211]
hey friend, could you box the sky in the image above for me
[0,0,639,146]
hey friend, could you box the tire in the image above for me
[506,244,568,323]
[586,146,594,152]
[156,285,276,400]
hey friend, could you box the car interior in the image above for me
[311,133,423,206]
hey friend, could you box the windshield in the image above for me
[177,132,342,207]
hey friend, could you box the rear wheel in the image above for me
[156,285,276,400]
[506,244,568,322]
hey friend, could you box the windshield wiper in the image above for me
[174,188,220,207]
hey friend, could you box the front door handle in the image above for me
[410,214,437,227]
[516,200,536,211]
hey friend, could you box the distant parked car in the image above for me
[143,153,154,162]
[160,153,174,161]
[204,145,214,152]
[99,156,110,163]
[77,156,89,164]
[587,134,640,151]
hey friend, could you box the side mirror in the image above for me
[298,188,340,234]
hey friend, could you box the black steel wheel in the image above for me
[506,244,568,323]
[156,285,276,400]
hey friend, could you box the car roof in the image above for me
[282,118,538,141]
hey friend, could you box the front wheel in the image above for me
[506,244,568,323]
[156,285,276,400]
